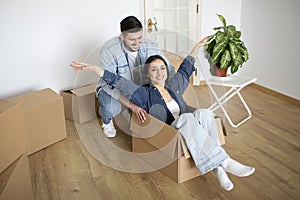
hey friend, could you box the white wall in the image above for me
[201,0,242,36]
[1,0,299,100]
[0,0,140,99]
[240,0,300,100]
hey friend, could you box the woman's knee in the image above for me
[193,109,215,128]
[194,109,214,119]
[175,113,195,129]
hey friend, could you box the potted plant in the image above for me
[206,14,249,77]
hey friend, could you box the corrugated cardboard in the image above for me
[61,83,98,123]
[131,113,226,183]
[0,101,27,173]
[7,88,67,155]
[0,154,33,200]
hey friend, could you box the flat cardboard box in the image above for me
[61,83,98,123]
[0,101,27,173]
[131,114,226,183]
[0,154,33,200]
[7,88,67,155]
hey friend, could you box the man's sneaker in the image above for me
[101,120,117,138]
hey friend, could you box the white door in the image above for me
[143,0,202,85]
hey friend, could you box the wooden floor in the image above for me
[29,84,300,200]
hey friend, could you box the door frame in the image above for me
[140,0,203,85]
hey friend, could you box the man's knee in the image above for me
[98,90,122,118]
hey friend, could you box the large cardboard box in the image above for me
[0,154,33,200]
[131,114,226,183]
[0,101,27,173]
[7,88,67,155]
[61,83,98,123]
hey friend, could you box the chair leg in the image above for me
[208,86,253,128]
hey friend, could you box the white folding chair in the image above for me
[207,75,257,128]
[197,48,257,128]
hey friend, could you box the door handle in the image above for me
[147,17,158,32]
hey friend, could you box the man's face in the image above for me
[120,30,143,52]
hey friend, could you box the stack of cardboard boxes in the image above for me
[0,88,67,199]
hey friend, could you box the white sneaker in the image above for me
[101,120,116,138]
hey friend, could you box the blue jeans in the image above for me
[172,109,228,174]
[98,89,122,124]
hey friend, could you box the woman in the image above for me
[70,37,255,191]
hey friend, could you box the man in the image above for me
[97,16,175,137]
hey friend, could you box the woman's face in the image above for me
[147,59,168,86]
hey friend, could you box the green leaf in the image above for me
[207,35,215,42]
[229,42,243,70]
[213,26,224,31]
[229,42,239,61]
[227,25,236,38]
[241,47,249,62]
[211,39,228,64]
[220,49,231,69]
[215,31,226,43]
[206,39,216,56]
[235,31,241,39]
[236,44,249,62]
[231,65,239,74]
[234,53,243,67]
[217,14,226,27]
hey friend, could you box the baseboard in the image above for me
[250,83,300,106]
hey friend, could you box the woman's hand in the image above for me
[129,102,147,124]
[118,96,147,123]
[198,36,209,47]
[70,61,105,77]
[189,36,209,58]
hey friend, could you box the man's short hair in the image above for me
[120,16,143,33]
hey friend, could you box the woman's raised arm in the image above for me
[189,36,209,58]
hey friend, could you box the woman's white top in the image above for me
[166,99,180,121]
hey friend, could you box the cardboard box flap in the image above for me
[0,101,18,113]
[178,135,191,159]
[70,83,96,96]
[0,101,27,173]
[7,88,61,110]
[130,113,179,158]
[0,155,21,195]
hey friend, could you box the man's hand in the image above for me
[70,61,104,77]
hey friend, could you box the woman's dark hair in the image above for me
[120,16,143,33]
[144,55,169,80]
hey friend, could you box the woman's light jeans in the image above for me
[172,109,228,174]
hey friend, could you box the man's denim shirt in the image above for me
[96,36,175,96]
[102,55,196,125]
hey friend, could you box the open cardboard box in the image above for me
[7,88,67,155]
[130,113,226,183]
[61,83,99,124]
[0,101,27,173]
